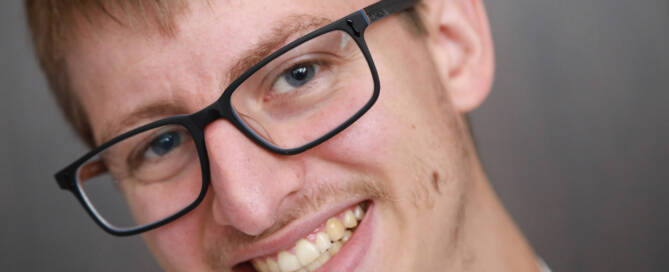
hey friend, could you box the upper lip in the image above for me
[227,197,368,267]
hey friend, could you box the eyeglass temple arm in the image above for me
[363,0,419,24]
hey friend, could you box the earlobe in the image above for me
[421,0,495,113]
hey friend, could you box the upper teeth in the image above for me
[251,204,366,272]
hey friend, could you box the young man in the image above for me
[27,0,547,271]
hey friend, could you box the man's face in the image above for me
[66,0,482,271]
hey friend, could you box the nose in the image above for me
[203,119,304,236]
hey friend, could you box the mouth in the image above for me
[237,201,371,272]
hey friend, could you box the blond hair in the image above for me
[25,0,189,147]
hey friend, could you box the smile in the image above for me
[249,202,370,272]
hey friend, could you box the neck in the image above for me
[457,126,540,271]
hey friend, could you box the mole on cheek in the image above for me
[431,171,441,195]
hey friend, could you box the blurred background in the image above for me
[1,0,667,271]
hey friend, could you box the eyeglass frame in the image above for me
[54,0,419,236]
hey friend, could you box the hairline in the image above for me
[27,1,426,148]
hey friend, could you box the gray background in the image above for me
[1,0,667,271]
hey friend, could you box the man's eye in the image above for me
[144,131,182,158]
[271,62,321,95]
[284,64,317,87]
[120,126,196,184]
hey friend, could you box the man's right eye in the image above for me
[121,127,196,183]
[127,128,191,172]
[144,131,183,159]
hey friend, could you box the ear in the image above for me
[419,0,495,112]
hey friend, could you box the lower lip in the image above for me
[316,202,375,272]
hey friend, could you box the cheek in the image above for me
[142,203,209,271]
[314,62,445,173]
[311,99,398,173]
[309,24,472,213]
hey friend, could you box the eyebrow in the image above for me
[98,101,190,145]
[225,15,332,85]
[97,15,333,146]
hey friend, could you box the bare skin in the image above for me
[65,0,539,271]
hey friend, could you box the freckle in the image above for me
[411,124,416,129]
[431,171,441,194]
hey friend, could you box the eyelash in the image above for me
[126,128,185,172]
[263,57,333,103]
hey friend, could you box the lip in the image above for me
[228,197,370,268]
[315,201,374,272]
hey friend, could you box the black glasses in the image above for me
[55,0,418,236]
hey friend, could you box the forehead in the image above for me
[67,0,371,144]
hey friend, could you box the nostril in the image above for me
[210,193,275,236]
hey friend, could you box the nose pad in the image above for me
[235,111,276,144]
[203,119,303,236]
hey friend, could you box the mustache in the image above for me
[204,174,392,269]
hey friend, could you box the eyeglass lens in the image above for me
[231,30,374,149]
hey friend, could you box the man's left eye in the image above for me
[271,63,320,94]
